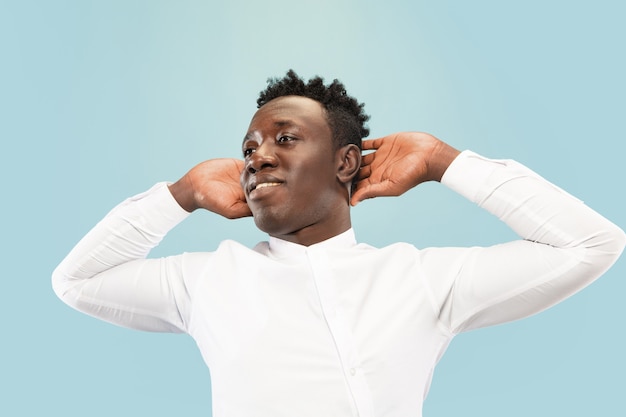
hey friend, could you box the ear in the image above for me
[335,144,361,186]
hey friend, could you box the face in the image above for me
[240,96,348,242]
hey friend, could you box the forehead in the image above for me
[247,96,330,135]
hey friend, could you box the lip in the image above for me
[246,175,284,195]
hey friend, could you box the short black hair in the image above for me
[257,70,370,151]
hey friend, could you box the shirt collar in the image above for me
[268,228,357,258]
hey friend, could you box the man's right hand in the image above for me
[168,158,252,219]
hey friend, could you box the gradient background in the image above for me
[2,0,625,415]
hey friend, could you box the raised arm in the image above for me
[52,158,249,332]
[353,132,625,333]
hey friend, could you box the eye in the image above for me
[277,135,294,144]
[243,147,255,157]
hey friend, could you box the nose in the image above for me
[246,142,278,174]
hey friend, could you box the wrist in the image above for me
[168,176,197,213]
[428,141,461,182]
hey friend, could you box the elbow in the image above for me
[611,226,626,262]
[51,264,77,307]
[601,223,626,259]
[584,222,626,276]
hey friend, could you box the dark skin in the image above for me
[240,96,363,245]
[169,95,460,247]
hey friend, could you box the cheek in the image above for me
[285,151,337,204]
[297,168,336,200]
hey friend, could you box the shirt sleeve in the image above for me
[422,151,626,334]
[52,182,194,333]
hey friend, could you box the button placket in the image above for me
[305,248,374,417]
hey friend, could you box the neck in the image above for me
[271,212,352,247]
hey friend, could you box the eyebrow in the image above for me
[273,120,297,128]
[242,120,300,144]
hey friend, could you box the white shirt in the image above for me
[52,151,625,417]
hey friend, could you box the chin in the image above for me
[251,211,292,235]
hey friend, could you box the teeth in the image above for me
[255,182,281,190]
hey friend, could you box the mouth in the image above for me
[246,176,285,197]
[252,182,282,191]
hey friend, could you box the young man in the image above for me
[53,70,625,417]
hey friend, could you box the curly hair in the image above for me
[257,70,370,151]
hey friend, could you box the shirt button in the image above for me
[349,368,356,376]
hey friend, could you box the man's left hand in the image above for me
[351,132,460,206]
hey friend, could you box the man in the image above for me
[53,70,625,417]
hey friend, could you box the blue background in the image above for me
[1,0,624,415]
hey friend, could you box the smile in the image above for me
[246,175,285,196]
[254,182,281,190]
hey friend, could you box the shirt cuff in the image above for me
[109,182,192,232]
[440,150,507,204]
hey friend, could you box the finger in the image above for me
[230,159,246,177]
[356,165,372,181]
[350,187,367,206]
[228,202,253,219]
[360,152,376,167]
[351,181,391,206]
[351,184,379,206]
[361,138,382,151]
